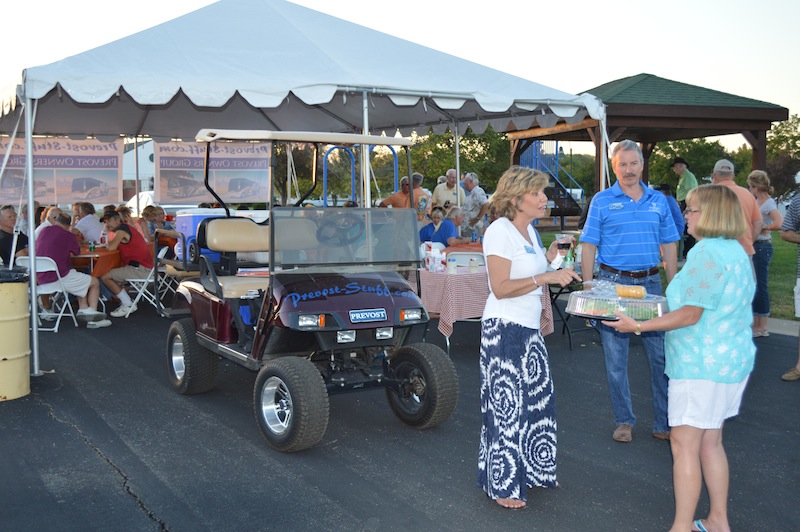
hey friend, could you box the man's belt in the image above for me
[599,264,660,279]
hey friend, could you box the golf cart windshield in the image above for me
[268,206,420,273]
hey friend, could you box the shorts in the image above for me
[795,279,800,318]
[109,264,150,283]
[39,269,92,298]
[668,377,749,430]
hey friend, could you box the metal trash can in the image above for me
[0,267,30,401]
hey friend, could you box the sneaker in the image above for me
[781,367,800,381]
[39,310,59,321]
[87,319,112,329]
[613,423,633,443]
[76,308,106,321]
[110,304,137,318]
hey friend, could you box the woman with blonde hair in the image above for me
[477,166,579,509]
[747,170,783,337]
[605,184,755,532]
[115,205,150,242]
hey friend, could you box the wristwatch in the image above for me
[634,323,641,336]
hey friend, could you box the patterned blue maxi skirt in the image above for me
[477,318,557,502]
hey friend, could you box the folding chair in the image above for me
[15,256,79,333]
[123,247,171,318]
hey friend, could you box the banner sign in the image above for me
[0,136,122,205]
[154,141,270,204]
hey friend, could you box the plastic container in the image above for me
[0,267,30,401]
[566,289,668,321]
[173,208,227,263]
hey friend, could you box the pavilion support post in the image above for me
[742,130,768,170]
[641,142,657,184]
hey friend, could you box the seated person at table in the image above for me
[141,205,175,235]
[71,202,105,244]
[0,204,28,265]
[419,206,468,247]
[36,213,109,325]
[34,206,62,240]
[116,205,150,242]
[100,211,154,318]
[446,206,469,242]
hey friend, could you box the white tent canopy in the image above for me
[1,0,604,139]
[0,0,608,376]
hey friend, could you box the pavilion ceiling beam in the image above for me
[507,118,599,141]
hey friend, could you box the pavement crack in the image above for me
[34,393,170,531]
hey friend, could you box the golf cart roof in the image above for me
[195,129,413,147]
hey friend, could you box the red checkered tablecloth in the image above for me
[418,267,489,337]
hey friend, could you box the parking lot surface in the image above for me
[2,307,799,531]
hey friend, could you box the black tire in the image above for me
[385,343,459,429]
[188,242,201,264]
[253,357,329,452]
[167,318,218,394]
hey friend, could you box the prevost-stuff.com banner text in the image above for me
[154,141,271,205]
[0,136,122,205]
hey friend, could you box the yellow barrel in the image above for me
[0,278,30,401]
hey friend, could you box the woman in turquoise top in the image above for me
[604,185,755,532]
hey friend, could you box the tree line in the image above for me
[269,114,800,205]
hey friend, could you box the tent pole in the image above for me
[453,122,461,208]
[24,97,43,377]
[361,91,371,208]
[134,137,140,214]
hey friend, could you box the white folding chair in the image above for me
[446,252,485,267]
[123,247,171,318]
[16,256,79,333]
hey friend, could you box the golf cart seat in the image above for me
[198,216,317,298]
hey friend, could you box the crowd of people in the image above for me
[0,201,175,327]
[476,142,797,532]
[3,144,799,527]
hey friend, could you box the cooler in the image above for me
[173,208,227,264]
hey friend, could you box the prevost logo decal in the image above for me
[349,308,387,323]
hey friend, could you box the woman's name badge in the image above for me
[524,245,536,254]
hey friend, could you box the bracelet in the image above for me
[532,275,539,289]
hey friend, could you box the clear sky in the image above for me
[3,0,797,153]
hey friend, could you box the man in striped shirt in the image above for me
[780,194,800,381]
[581,140,680,443]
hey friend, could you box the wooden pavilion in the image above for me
[509,73,789,189]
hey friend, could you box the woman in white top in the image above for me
[477,166,580,509]
[747,170,783,337]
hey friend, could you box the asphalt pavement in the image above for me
[1,303,799,531]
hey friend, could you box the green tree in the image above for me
[409,126,510,193]
[768,114,800,158]
[651,139,729,189]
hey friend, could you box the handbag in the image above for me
[540,284,554,336]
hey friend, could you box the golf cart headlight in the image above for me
[375,327,393,340]
[337,330,356,343]
[400,308,423,322]
[299,314,325,327]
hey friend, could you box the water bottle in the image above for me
[89,240,96,252]
[100,230,107,245]
[562,247,574,270]
[471,230,477,243]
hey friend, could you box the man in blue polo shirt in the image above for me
[581,140,680,444]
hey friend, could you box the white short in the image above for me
[668,377,750,430]
[794,279,800,318]
[39,269,92,298]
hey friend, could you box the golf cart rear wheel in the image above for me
[254,357,329,452]
[385,343,459,429]
[167,318,218,394]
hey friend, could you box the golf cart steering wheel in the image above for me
[316,212,366,246]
